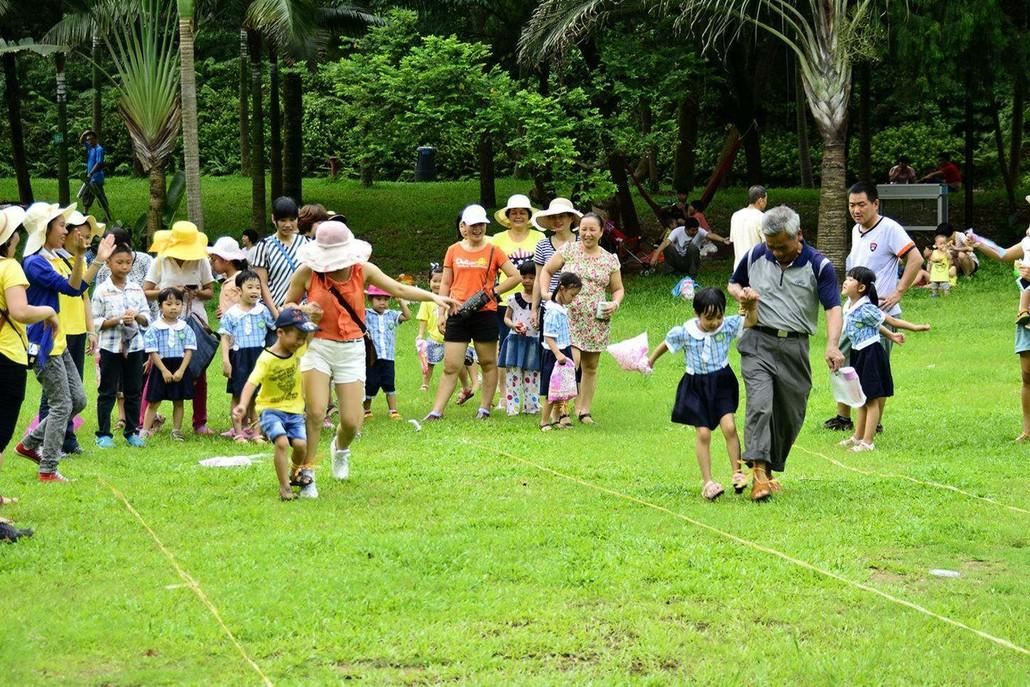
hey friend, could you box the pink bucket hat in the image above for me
[365,284,390,297]
[296,221,372,273]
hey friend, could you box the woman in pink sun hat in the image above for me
[362,283,412,420]
[280,221,456,496]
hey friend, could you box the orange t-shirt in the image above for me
[306,264,365,341]
[444,242,507,312]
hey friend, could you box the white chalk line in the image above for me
[465,441,1029,658]
[100,478,274,686]
[794,444,1029,515]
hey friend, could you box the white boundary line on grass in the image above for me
[100,478,274,686]
[467,442,1030,658]
[794,444,1030,515]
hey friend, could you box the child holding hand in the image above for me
[539,272,582,431]
[364,285,411,419]
[142,287,196,440]
[648,288,756,500]
[219,270,274,441]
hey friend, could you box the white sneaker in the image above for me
[851,441,875,453]
[298,468,319,499]
[331,439,350,480]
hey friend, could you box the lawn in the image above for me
[0,248,1027,684]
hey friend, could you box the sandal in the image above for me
[557,414,573,429]
[1014,433,1030,443]
[289,471,314,488]
[420,383,429,392]
[114,419,126,431]
[768,478,783,494]
[0,495,18,506]
[539,422,556,432]
[456,388,475,406]
[731,471,748,494]
[577,413,595,425]
[702,481,725,501]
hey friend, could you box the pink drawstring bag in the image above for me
[606,332,651,373]
[548,359,578,402]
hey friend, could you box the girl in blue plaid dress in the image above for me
[539,272,582,431]
[648,288,757,500]
[219,270,274,441]
[142,288,197,441]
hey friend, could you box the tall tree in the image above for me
[177,0,203,230]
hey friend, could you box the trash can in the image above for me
[414,146,437,182]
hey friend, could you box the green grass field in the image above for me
[1,250,1027,684]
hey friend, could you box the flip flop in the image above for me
[577,413,594,425]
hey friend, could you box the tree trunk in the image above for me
[815,139,849,272]
[741,126,763,186]
[1008,68,1025,205]
[991,102,1016,209]
[608,152,640,236]
[857,62,872,182]
[673,96,698,193]
[478,134,496,208]
[795,63,814,187]
[56,53,69,206]
[963,69,975,227]
[239,29,250,176]
[3,54,32,205]
[91,29,102,139]
[179,16,204,231]
[282,71,303,204]
[640,102,658,192]
[147,162,166,243]
[268,44,283,201]
[248,30,266,234]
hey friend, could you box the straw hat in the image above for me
[207,236,248,262]
[531,197,582,231]
[296,221,372,273]
[65,211,106,240]
[148,221,209,261]
[79,129,97,144]
[494,194,538,228]
[365,284,390,297]
[0,205,27,248]
[22,202,77,256]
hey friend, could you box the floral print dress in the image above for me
[559,241,620,352]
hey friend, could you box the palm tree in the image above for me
[521,0,882,269]
[177,0,203,231]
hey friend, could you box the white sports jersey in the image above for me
[845,215,915,316]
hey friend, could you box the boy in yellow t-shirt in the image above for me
[234,307,319,501]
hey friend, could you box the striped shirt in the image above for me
[533,235,578,295]
[91,278,150,353]
[841,297,885,351]
[251,234,308,308]
[144,318,197,359]
[665,315,744,375]
[218,302,274,351]
[541,301,572,349]
[366,309,402,361]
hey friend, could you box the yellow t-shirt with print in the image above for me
[247,344,307,414]
[0,259,30,366]
[416,300,444,343]
[490,229,544,300]
[50,254,88,354]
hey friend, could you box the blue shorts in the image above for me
[259,409,306,444]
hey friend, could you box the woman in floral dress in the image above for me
[540,213,624,424]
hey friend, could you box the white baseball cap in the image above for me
[460,204,490,227]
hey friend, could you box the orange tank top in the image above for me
[307,264,365,341]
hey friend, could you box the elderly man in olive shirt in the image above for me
[728,206,844,501]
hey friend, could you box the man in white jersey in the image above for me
[824,181,923,432]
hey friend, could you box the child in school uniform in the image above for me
[142,287,196,440]
[219,270,274,441]
[648,287,757,500]
[499,261,541,415]
[91,243,150,448]
[235,308,319,500]
[539,272,582,431]
[363,284,411,419]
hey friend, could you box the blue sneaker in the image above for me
[95,436,115,449]
[125,434,146,448]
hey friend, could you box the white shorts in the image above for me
[300,338,366,384]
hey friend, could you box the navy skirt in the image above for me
[146,357,195,402]
[539,345,573,398]
[850,343,894,400]
[227,346,263,396]
[671,366,739,430]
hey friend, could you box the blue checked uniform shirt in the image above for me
[366,309,402,360]
[91,278,151,353]
[218,303,274,351]
[541,302,572,349]
[840,297,885,351]
[144,319,197,359]
[664,315,744,375]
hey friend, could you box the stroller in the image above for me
[600,218,654,274]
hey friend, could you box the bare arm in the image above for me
[882,248,923,310]
[220,333,233,376]
[706,231,730,245]
[150,351,170,376]
[538,253,565,306]
[364,262,458,310]
[544,335,568,364]
[879,325,905,345]
[253,265,278,315]
[397,299,412,323]
[143,280,161,301]
[824,306,844,371]
[741,300,758,328]
[647,341,669,369]
[494,260,521,296]
[4,286,57,327]
[282,266,313,310]
[883,314,930,332]
[175,350,193,379]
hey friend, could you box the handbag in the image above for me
[547,359,578,403]
[452,246,495,321]
[319,274,377,367]
[185,312,219,380]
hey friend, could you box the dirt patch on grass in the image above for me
[867,565,908,585]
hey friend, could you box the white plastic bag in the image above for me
[830,367,866,408]
[606,332,651,373]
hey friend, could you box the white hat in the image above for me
[296,220,372,273]
[65,210,106,240]
[531,197,582,231]
[22,202,76,256]
[460,204,490,227]
[0,205,27,249]
[207,236,248,262]
[494,194,538,227]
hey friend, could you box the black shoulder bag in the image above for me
[452,246,495,321]
[319,273,377,367]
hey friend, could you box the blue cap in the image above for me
[273,308,318,333]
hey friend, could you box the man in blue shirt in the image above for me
[77,130,113,222]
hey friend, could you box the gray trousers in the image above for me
[738,329,812,473]
[25,349,88,473]
[663,245,701,277]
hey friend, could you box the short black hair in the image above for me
[934,222,953,240]
[693,287,726,318]
[105,225,133,250]
[898,155,911,164]
[518,260,536,276]
[157,286,184,305]
[109,243,133,258]
[235,269,260,288]
[242,228,260,244]
[848,181,879,203]
[683,216,701,229]
[271,196,299,220]
[690,198,707,212]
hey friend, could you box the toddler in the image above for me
[499,261,541,415]
[219,270,274,441]
[142,288,196,440]
[539,272,582,431]
[363,284,411,419]
[927,231,957,297]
